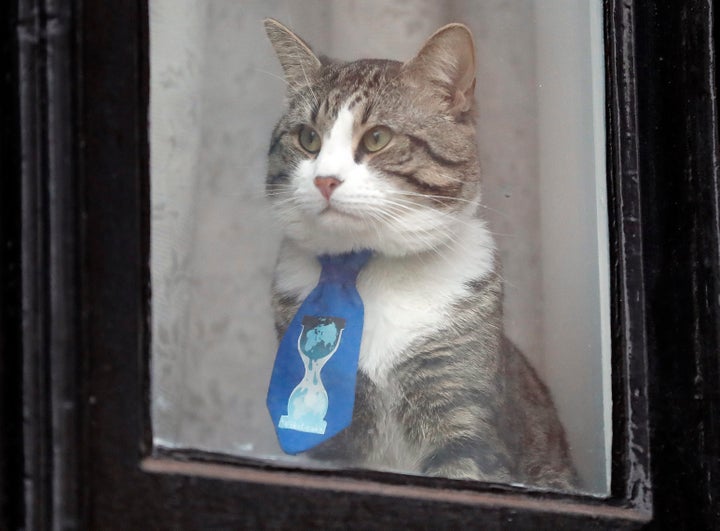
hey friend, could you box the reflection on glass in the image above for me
[149,0,610,495]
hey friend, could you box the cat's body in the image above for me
[265,19,576,489]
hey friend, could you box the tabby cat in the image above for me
[264,18,576,490]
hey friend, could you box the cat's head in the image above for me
[265,19,481,257]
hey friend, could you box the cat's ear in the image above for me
[264,18,321,92]
[404,23,476,115]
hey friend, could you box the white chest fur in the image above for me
[274,219,495,385]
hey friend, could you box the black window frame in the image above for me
[2,0,719,528]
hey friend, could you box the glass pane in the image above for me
[150,0,610,495]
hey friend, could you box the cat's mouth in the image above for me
[317,204,363,221]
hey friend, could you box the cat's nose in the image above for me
[314,176,342,200]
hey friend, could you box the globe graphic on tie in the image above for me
[279,316,346,434]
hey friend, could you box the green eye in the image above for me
[362,126,393,153]
[298,125,321,154]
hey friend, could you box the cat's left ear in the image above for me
[264,18,321,93]
[404,23,476,115]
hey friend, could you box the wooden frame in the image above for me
[2,0,718,528]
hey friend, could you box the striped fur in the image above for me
[264,19,576,490]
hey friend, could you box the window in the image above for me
[4,0,720,528]
[150,0,611,495]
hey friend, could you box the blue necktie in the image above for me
[266,250,372,454]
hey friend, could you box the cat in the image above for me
[264,18,576,490]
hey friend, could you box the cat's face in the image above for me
[265,20,480,256]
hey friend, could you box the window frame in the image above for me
[5,0,719,528]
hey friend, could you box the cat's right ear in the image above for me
[264,19,321,93]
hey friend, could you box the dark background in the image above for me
[1,0,22,528]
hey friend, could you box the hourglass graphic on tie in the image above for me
[279,316,346,435]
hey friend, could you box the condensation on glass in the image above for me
[149,0,610,495]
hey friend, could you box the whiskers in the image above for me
[264,182,296,198]
[253,67,318,113]
[336,192,495,267]
[386,191,515,238]
[264,181,500,274]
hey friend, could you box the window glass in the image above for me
[150,0,609,495]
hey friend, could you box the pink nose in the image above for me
[314,176,342,200]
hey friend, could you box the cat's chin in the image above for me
[278,204,473,257]
[282,226,453,258]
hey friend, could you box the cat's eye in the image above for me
[362,126,393,153]
[298,125,321,154]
